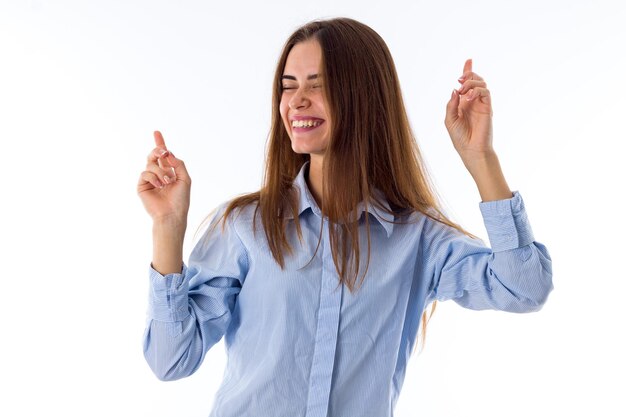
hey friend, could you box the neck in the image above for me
[306,155,324,208]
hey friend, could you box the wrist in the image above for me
[463,152,513,202]
[460,149,498,175]
[152,224,185,276]
[153,214,187,232]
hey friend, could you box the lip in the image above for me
[290,115,325,122]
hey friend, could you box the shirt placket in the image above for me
[305,222,343,417]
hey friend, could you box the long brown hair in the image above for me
[204,17,476,351]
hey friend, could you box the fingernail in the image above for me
[159,149,169,157]
[163,175,171,184]
[458,77,465,83]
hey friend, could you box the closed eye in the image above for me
[281,84,323,92]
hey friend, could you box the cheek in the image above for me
[317,99,329,120]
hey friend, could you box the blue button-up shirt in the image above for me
[143,161,553,417]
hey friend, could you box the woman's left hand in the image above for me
[445,59,494,168]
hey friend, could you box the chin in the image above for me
[291,143,325,155]
[290,138,328,155]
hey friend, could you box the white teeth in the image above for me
[292,119,322,128]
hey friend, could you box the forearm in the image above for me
[152,217,187,275]
[463,151,512,202]
[432,191,553,312]
[449,242,553,312]
[144,313,204,381]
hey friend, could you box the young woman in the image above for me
[137,17,553,417]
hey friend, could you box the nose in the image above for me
[288,87,310,110]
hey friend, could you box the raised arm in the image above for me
[430,60,553,311]
[445,58,512,202]
[137,131,191,275]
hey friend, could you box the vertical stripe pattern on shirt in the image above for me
[305,223,343,417]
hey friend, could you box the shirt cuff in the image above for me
[148,263,190,322]
[479,191,535,252]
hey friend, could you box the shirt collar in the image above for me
[284,161,395,238]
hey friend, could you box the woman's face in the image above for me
[279,39,331,158]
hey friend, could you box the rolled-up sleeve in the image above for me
[427,191,553,312]
[143,204,248,381]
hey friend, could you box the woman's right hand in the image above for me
[137,131,191,225]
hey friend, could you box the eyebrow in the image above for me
[281,74,321,81]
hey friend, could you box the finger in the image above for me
[465,87,491,104]
[445,89,461,126]
[458,71,484,83]
[458,60,485,83]
[147,148,190,183]
[138,170,164,190]
[145,162,176,185]
[463,58,472,75]
[162,151,191,183]
[457,79,487,95]
[147,147,170,162]
[151,131,169,165]
[154,130,167,149]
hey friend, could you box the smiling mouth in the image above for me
[292,119,323,128]
[291,119,324,132]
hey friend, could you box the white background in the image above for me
[1,0,624,416]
